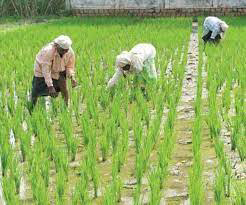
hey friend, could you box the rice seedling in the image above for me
[214,167,225,205]
[10,156,21,194]
[72,170,90,205]
[2,177,19,205]
[56,170,66,205]
[148,168,161,205]
[232,182,246,205]
[84,140,99,198]
[54,149,69,177]
[80,111,91,146]
[0,134,12,177]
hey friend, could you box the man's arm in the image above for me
[41,63,58,97]
[107,68,123,88]
[210,26,220,39]
[41,62,53,87]
[65,52,77,87]
[66,53,75,78]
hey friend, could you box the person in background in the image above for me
[30,35,77,110]
[202,16,229,46]
[107,43,157,91]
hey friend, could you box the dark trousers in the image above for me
[202,31,221,44]
[31,71,68,108]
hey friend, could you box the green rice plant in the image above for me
[2,177,19,205]
[100,131,109,162]
[114,140,127,174]
[80,111,91,146]
[189,151,203,205]
[40,157,50,188]
[86,92,98,122]
[133,105,143,154]
[233,182,246,205]
[11,103,24,143]
[50,97,60,118]
[103,176,122,205]
[71,88,81,123]
[71,138,78,162]
[135,88,150,128]
[10,156,21,194]
[35,177,50,205]
[221,78,232,115]
[0,137,12,177]
[110,119,119,154]
[134,183,141,205]
[189,52,204,205]
[35,176,50,205]
[148,168,161,205]
[119,111,129,158]
[224,159,232,197]
[56,170,66,205]
[72,172,90,205]
[157,143,169,189]
[85,141,99,198]
[231,116,240,151]
[54,149,69,177]
[99,85,110,110]
[214,167,225,205]
[207,113,221,140]
[45,130,56,161]
[30,163,49,205]
[19,128,31,162]
[6,89,15,117]
[237,137,245,161]
[134,154,144,204]
[60,111,78,161]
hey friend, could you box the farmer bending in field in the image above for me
[30,35,77,109]
[202,16,229,46]
[107,43,157,94]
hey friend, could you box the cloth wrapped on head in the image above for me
[116,51,132,69]
[54,35,72,49]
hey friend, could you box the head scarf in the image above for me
[53,35,72,49]
[116,51,132,69]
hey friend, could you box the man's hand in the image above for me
[71,78,78,88]
[48,86,58,98]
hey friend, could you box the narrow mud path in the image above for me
[163,22,199,204]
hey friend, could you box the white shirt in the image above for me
[107,43,156,88]
[203,16,223,39]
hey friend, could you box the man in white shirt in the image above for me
[107,43,157,89]
[202,16,229,45]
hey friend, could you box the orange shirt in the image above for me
[34,42,75,87]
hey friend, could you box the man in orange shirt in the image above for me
[31,35,77,109]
